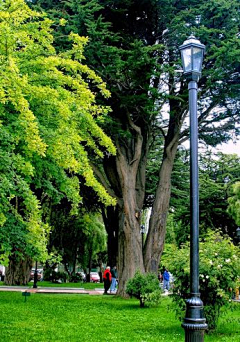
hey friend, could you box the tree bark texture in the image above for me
[144,142,178,272]
[113,131,146,296]
[117,203,144,296]
[5,253,32,285]
[100,110,181,295]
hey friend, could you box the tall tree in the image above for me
[228,181,240,226]
[32,0,240,294]
[169,151,240,246]
[0,0,115,284]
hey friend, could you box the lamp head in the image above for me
[179,35,205,82]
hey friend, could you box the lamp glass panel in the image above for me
[193,47,203,72]
[181,47,192,72]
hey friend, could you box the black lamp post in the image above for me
[179,35,208,341]
[140,225,145,252]
[33,261,38,289]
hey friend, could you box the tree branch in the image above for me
[90,162,118,200]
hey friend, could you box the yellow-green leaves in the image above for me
[0,0,116,263]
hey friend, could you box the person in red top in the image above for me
[103,266,112,294]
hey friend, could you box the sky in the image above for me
[183,138,240,157]
[215,140,240,156]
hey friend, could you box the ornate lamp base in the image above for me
[182,296,208,342]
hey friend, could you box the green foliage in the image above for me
[0,0,116,265]
[198,153,240,238]
[32,0,240,294]
[48,208,107,273]
[161,231,240,330]
[51,271,68,283]
[169,151,240,246]
[126,270,161,307]
[227,181,240,225]
[69,272,84,283]
[43,269,68,283]
[41,268,52,281]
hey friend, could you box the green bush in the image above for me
[52,271,68,283]
[126,270,162,307]
[69,273,83,283]
[43,269,68,283]
[42,268,52,281]
[161,230,240,330]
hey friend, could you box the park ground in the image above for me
[0,283,239,342]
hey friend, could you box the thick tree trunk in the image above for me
[115,133,145,296]
[117,204,144,296]
[144,142,178,273]
[5,254,32,285]
[95,102,181,296]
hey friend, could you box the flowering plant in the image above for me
[161,230,240,330]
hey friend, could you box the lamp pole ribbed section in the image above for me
[181,81,207,342]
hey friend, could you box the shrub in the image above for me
[42,268,53,281]
[161,230,240,330]
[52,271,68,283]
[69,273,83,283]
[43,269,68,283]
[126,270,162,307]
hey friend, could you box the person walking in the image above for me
[110,266,118,293]
[163,268,170,292]
[103,266,112,294]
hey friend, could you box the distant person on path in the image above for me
[163,268,170,292]
[103,266,112,294]
[110,266,118,293]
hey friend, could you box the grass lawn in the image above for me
[0,280,104,290]
[0,292,239,342]
[29,281,104,290]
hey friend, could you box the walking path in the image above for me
[1,286,239,301]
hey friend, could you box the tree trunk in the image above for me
[5,253,32,285]
[117,205,144,296]
[144,142,179,273]
[115,133,145,296]
[102,205,119,267]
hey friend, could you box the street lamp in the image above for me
[140,225,145,251]
[179,35,208,342]
[179,35,205,82]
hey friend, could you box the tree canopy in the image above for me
[0,0,115,269]
[169,151,240,246]
[228,181,240,226]
[29,0,240,294]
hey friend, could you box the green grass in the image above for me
[0,292,239,341]
[0,280,104,289]
[30,281,104,290]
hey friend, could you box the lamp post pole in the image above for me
[179,36,208,342]
[33,261,38,289]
